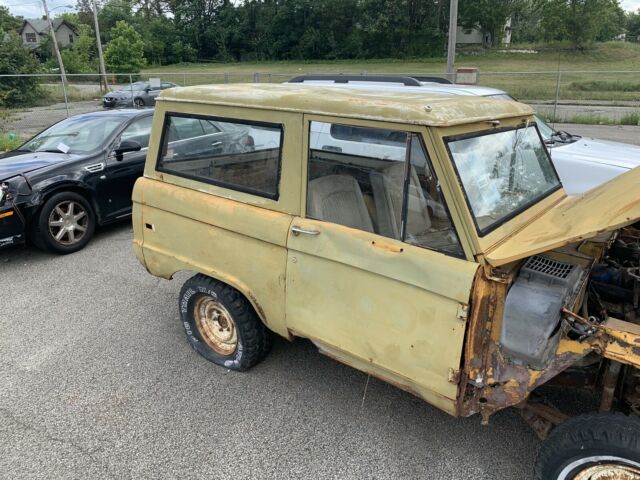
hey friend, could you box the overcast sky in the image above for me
[2,0,639,20]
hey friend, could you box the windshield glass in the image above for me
[534,116,554,141]
[126,82,147,91]
[447,125,561,235]
[21,116,124,154]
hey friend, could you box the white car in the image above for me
[290,75,640,195]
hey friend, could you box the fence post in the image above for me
[183,73,187,86]
[61,73,69,117]
[130,73,134,108]
[224,73,229,84]
[552,70,562,125]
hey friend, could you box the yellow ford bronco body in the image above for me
[133,84,640,479]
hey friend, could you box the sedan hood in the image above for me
[552,137,640,170]
[485,165,640,266]
[0,151,75,181]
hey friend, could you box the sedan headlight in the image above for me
[0,176,31,207]
[0,183,8,207]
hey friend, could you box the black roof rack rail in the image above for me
[288,74,423,86]
[406,75,453,84]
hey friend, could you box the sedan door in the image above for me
[95,115,153,220]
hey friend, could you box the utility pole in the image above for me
[446,0,459,81]
[90,0,108,92]
[42,0,67,85]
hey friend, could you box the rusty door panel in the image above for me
[285,217,479,413]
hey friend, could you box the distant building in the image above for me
[18,17,78,50]
[456,18,512,47]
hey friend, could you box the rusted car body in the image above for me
[132,84,640,478]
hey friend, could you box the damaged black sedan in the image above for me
[0,109,153,253]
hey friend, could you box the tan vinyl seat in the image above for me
[307,174,374,232]
[371,162,431,239]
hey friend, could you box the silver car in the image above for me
[103,81,178,109]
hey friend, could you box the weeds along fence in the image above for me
[1,69,640,147]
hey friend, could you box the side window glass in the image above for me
[157,114,283,199]
[307,121,407,236]
[306,121,463,257]
[120,115,153,149]
[405,134,463,257]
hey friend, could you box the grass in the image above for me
[140,42,640,102]
[38,85,101,105]
[0,133,24,152]
[539,111,640,125]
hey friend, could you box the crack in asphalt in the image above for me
[0,407,123,479]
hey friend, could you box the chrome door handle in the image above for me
[291,226,320,236]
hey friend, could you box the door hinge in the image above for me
[457,303,469,322]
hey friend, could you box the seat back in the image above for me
[371,162,431,239]
[307,175,374,232]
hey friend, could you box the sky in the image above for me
[622,0,640,11]
[0,0,75,19]
[2,0,639,19]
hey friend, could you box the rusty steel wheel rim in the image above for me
[48,200,89,246]
[569,462,640,480]
[193,296,238,356]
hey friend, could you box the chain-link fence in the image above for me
[1,69,639,149]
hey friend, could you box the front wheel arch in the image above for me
[31,184,101,224]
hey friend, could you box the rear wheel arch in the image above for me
[168,269,271,329]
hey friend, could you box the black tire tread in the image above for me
[181,274,272,371]
[535,412,640,480]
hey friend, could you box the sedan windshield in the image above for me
[447,125,561,235]
[21,116,124,154]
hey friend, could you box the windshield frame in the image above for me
[445,123,562,237]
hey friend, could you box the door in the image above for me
[285,119,479,414]
[97,115,153,220]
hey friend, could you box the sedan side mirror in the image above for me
[114,139,142,161]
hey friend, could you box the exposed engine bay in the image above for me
[461,225,640,429]
[498,225,640,419]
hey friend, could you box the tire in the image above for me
[535,413,640,480]
[33,192,95,254]
[133,97,145,108]
[178,274,273,371]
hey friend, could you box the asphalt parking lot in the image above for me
[1,125,634,480]
[1,227,543,480]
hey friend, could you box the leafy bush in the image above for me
[0,32,42,107]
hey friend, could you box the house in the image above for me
[456,18,512,47]
[18,17,78,50]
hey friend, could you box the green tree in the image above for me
[0,32,42,107]
[0,6,21,32]
[539,0,626,47]
[628,9,640,40]
[105,20,146,74]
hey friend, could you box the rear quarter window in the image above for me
[156,113,283,199]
